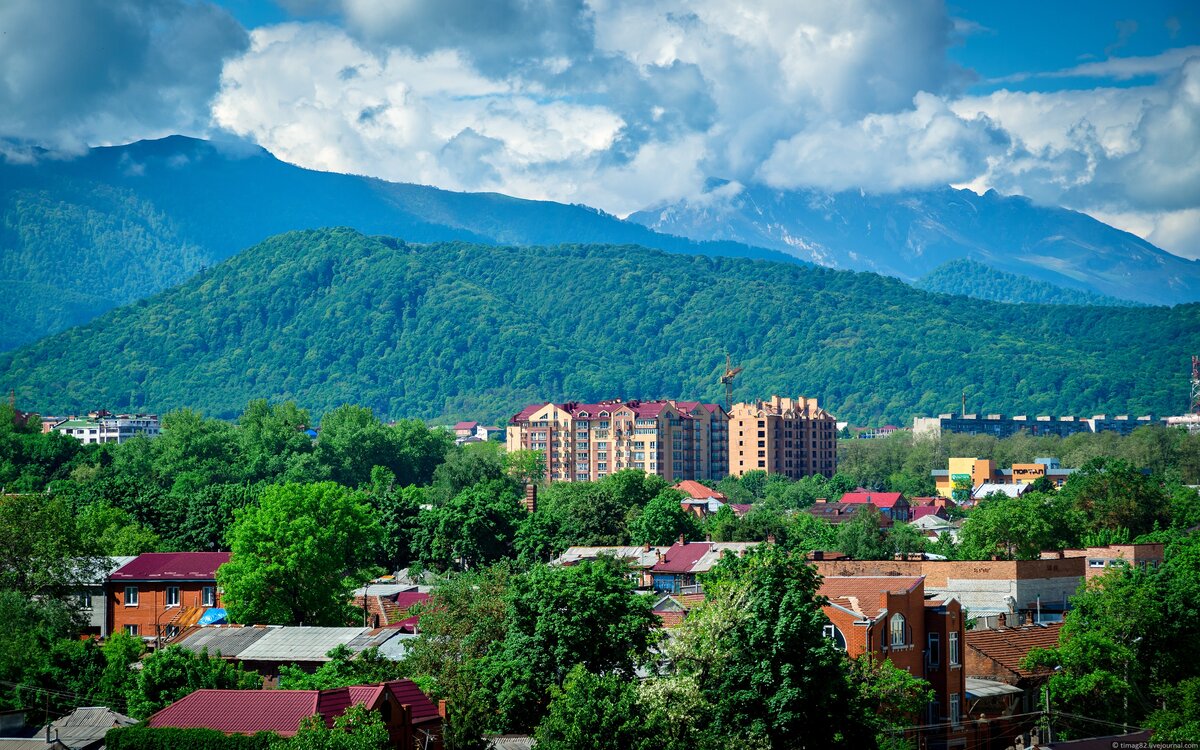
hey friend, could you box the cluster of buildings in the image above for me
[932,456,1076,502]
[913,411,1184,439]
[41,410,161,444]
[553,538,1165,750]
[506,394,836,483]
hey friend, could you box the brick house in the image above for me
[649,540,759,594]
[966,622,1063,716]
[1052,543,1164,581]
[108,552,229,644]
[837,491,911,521]
[820,576,969,749]
[144,680,443,749]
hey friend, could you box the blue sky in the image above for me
[2,1,1199,257]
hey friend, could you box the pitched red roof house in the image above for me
[966,623,1063,682]
[146,680,442,748]
[837,492,911,521]
[110,552,230,581]
[673,480,726,501]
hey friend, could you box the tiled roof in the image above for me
[509,403,549,423]
[650,541,758,574]
[966,623,1063,679]
[656,611,686,628]
[453,421,478,431]
[839,492,906,508]
[819,576,924,618]
[110,552,229,581]
[673,480,726,501]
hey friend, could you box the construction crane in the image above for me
[1192,355,1200,415]
[720,354,743,411]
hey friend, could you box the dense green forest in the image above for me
[0,136,787,350]
[3,227,1199,425]
[914,259,1139,306]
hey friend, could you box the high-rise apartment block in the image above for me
[727,396,837,478]
[507,399,728,483]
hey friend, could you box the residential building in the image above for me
[819,576,968,749]
[48,411,160,445]
[965,623,1062,715]
[144,680,443,749]
[351,584,431,631]
[550,545,671,589]
[77,556,136,637]
[1051,543,1164,581]
[36,707,136,750]
[506,398,728,483]
[812,557,1084,628]
[452,422,503,444]
[649,539,759,594]
[804,499,894,527]
[673,480,728,519]
[931,457,1075,500]
[913,412,1158,440]
[727,395,837,479]
[837,491,911,521]
[108,552,228,644]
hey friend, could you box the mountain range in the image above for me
[3,227,1196,425]
[4,136,1200,356]
[629,181,1200,306]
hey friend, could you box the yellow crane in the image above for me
[720,354,743,410]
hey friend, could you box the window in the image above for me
[927,700,940,724]
[890,613,906,646]
[77,592,93,611]
[1088,559,1107,568]
[823,623,846,650]
[927,632,940,668]
[950,693,961,727]
[949,631,960,666]
[202,586,215,607]
[125,624,139,636]
[124,586,139,606]
[166,586,180,607]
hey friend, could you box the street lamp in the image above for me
[1045,665,1062,744]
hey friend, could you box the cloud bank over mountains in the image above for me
[1,0,1197,257]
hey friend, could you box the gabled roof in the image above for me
[41,706,135,748]
[453,421,478,431]
[910,506,948,521]
[839,492,906,508]
[673,480,726,501]
[145,680,439,736]
[650,541,758,574]
[110,552,229,581]
[819,576,924,619]
[966,623,1063,679]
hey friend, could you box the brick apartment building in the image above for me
[820,576,968,748]
[506,399,728,482]
[108,552,228,644]
[727,395,837,479]
[1051,543,1164,581]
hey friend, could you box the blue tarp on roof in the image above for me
[197,608,227,625]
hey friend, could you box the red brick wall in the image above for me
[813,558,1084,587]
[108,581,220,640]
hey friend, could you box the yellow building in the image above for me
[506,398,728,483]
[727,395,837,479]
[933,457,1075,500]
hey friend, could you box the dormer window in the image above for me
[578,411,589,418]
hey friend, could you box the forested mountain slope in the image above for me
[0,136,788,351]
[630,182,1200,306]
[3,228,1197,425]
[914,259,1140,306]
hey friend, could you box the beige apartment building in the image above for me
[728,395,837,478]
[507,399,728,483]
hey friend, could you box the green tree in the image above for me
[365,468,423,571]
[958,492,1083,560]
[237,400,320,483]
[417,479,525,571]
[1058,458,1171,537]
[835,505,892,561]
[630,490,699,546]
[428,442,506,505]
[534,665,665,750]
[279,703,390,750]
[848,655,934,749]
[127,646,261,719]
[887,522,927,557]
[315,406,408,488]
[503,448,546,487]
[153,409,241,494]
[278,646,402,690]
[488,558,658,732]
[0,493,103,601]
[219,482,383,625]
[75,501,160,556]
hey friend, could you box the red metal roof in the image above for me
[651,541,712,573]
[838,492,905,508]
[386,681,441,723]
[110,552,230,581]
[673,480,726,501]
[911,506,947,520]
[509,403,549,423]
[729,503,752,517]
[453,421,478,431]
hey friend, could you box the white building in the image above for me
[50,411,160,444]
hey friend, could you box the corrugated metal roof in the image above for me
[40,707,135,749]
[237,627,372,662]
[965,678,1024,698]
[110,552,229,581]
[147,689,318,736]
[174,625,275,658]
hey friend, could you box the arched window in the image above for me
[890,613,907,646]
[822,621,847,650]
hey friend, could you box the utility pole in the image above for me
[1192,356,1200,414]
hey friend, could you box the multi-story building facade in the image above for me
[108,552,228,645]
[727,395,837,478]
[931,457,1076,500]
[506,399,728,483]
[913,412,1158,440]
[48,410,161,444]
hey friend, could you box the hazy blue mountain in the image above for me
[0,136,792,351]
[914,259,1142,306]
[3,228,1197,426]
[628,182,1200,306]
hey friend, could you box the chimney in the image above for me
[438,699,448,720]
[767,533,776,545]
[816,497,828,504]
[678,533,686,546]
[812,550,824,561]
[523,484,537,513]
[705,534,712,542]
[644,542,651,552]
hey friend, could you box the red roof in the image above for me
[673,480,726,501]
[146,680,439,736]
[111,552,230,581]
[453,421,478,431]
[966,623,1063,679]
[651,541,712,573]
[911,506,947,520]
[656,611,686,628]
[509,403,549,423]
[729,503,752,517]
[838,492,906,508]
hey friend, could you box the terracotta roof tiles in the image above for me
[966,623,1063,679]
